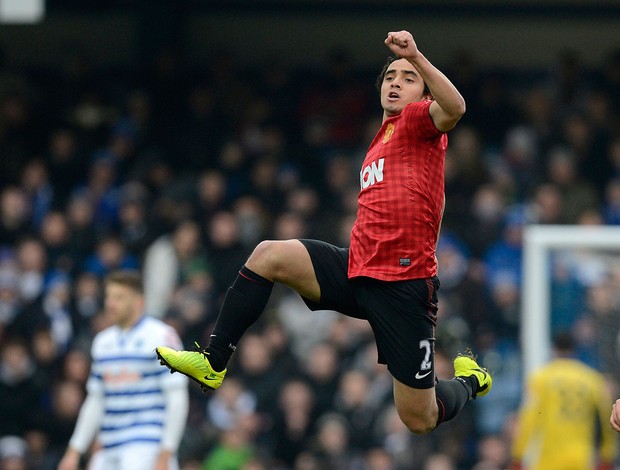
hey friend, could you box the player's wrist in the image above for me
[404,51,423,63]
[63,447,81,460]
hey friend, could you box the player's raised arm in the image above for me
[385,30,465,132]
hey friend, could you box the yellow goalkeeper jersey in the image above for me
[511,358,616,470]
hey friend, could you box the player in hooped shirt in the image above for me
[156,30,492,435]
[59,271,188,470]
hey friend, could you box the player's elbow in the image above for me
[449,97,466,121]
[433,98,465,132]
[437,113,463,133]
[459,96,466,115]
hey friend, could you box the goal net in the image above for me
[522,225,620,382]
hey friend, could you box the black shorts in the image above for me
[299,239,440,388]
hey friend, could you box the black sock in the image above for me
[206,266,273,371]
[434,378,472,427]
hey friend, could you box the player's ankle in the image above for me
[205,347,228,372]
[454,376,476,398]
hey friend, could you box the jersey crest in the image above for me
[382,123,395,144]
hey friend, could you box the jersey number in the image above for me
[419,339,432,371]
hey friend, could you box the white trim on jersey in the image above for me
[75,315,187,452]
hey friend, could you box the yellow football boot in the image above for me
[453,350,492,398]
[155,342,226,392]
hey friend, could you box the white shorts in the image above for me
[88,443,179,470]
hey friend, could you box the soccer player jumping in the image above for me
[157,30,492,434]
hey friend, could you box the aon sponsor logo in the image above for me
[360,158,384,189]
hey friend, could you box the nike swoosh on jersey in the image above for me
[415,370,432,379]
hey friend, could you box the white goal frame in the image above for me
[522,225,620,378]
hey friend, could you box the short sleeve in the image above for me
[403,100,442,138]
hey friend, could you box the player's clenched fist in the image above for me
[385,30,420,59]
[610,399,620,432]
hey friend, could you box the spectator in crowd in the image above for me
[71,154,121,234]
[82,234,139,278]
[46,127,87,209]
[364,447,397,470]
[117,195,159,259]
[19,159,53,231]
[202,426,256,470]
[203,210,250,302]
[232,333,282,414]
[143,219,208,319]
[14,236,48,305]
[206,377,257,433]
[270,378,316,468]
[0,337,46,436]
[472,434,509,470]
[0,265,22,337]
[0,435,29,470]
[422,453,456,470]
[307,413,361,469]
[65,196,97,271]
[16,273,73,353]
[333,369,380,452]
[0,187,30,248]
[38,211,73,273]
[68,271,103,342]
[61,348,91,385]
[545,145,599,224]
[301,341,341,418]
[39,380,86,467]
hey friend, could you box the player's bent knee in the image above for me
[394,385,438,434]
[398,409,437,435]
[248,240,280,275]
[404,420,437,434]
[248,240,299,281]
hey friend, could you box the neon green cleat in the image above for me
[453,350,492,399]
[155,342,226,392]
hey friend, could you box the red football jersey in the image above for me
[348,100,447,281]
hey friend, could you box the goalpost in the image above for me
[521,224,620,378]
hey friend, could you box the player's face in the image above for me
[380,58,428,118]
[104,282,142,329]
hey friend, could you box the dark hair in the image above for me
[105,269,143,294]
[552,331,575,352]
[376,56,397,92]
[375,56,431,96]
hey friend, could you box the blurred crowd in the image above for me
[0,39,619,470]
